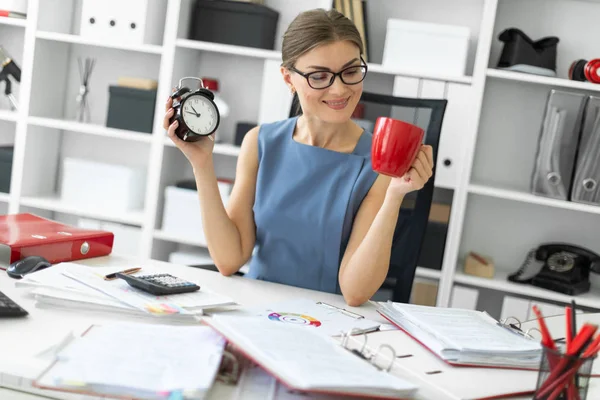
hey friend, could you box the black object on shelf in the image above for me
[188,0,279,50]
[496,28,559,77]
[235,122,255,146]
[417,221,448,271]
[175,179,197,191]
[0,146,14,193]
[106,86,157,133]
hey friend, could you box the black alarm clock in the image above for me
[169,77,220,142]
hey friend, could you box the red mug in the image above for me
[371,117,424,178]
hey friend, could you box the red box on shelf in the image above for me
[0,213,114,268]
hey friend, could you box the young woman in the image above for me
[163,8,434,306]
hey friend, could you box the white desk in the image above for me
[0,256,575,400]
[0,256,391,400]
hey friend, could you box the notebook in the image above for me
[230,298,383,336]
[377,302,542,369]
[205,314,418,399]
[33,322,226,400]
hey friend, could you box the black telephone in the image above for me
[508,243,600,295]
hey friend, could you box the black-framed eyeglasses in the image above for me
[290,57,368,90]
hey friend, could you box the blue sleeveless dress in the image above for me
[246,116,379,294]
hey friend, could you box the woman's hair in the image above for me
[282,8,364,116]
[281,8,364,70]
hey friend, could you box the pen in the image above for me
[103,267,142,281]
[571,300,578,346]
[571,300,579,393]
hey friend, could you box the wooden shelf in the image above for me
[19,195,145,226]
[469,184,600,215]
[487,68,600,93]
[0,110,18,122]
[28,117,154,143]
[454,270,600,310]
[153,229,208,247]
[176,39,281,60]
[0,16,26,27]
[164,137,241,156]
[36,31,163,54]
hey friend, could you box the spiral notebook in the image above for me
[377,302,542,370]
[204,314,418,399]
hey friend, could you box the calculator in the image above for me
[115,273,200,295]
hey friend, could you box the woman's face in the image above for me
[285,40,364,124]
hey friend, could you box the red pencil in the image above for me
[536,325,598,398]
[533,305,557,350]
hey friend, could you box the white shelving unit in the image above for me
[4,0,600,314]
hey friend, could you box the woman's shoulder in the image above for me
[256,117,297,143]
[258,117,297,134]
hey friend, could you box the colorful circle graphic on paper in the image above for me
[268,312,322,327]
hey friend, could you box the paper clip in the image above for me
[316,301,364,319]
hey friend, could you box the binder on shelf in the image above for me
[334,0,369,62]
[0,213,114,268]
[204,314,419,399]
[571,95,600,205]
[376,302,543,370]
[531,90,588,201]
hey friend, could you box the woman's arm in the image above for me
[338,145,434,306]
[194,127,260,276]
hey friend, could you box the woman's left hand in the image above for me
[387,145,434,197]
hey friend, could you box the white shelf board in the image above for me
[175,39,473,84]
[19,195,144,226]
[454,270,600,310]
[0,110,18,122]
[153,229,208,247]
[487,68,600,93]
[28,117,154,143]
[367,63,473,84]
[176,39,281,60]
[415,267,442,280]
[36,31,163,54]
[469,184,600,215]
[164,137,241,156]
[0,192,9,202]
[0,16,26,27]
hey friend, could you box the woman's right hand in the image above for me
[164,95,215,169]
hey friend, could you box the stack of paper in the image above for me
[17,263,236,319]
[33,323,226,400]
[378,302,542,369]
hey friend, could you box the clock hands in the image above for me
[191,105,201,118]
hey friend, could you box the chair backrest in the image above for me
[290,91,448,303]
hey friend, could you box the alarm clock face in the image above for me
[181,94,219,136]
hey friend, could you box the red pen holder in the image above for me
[534,346,596,400]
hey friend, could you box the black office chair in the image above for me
[290,91,448,303]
